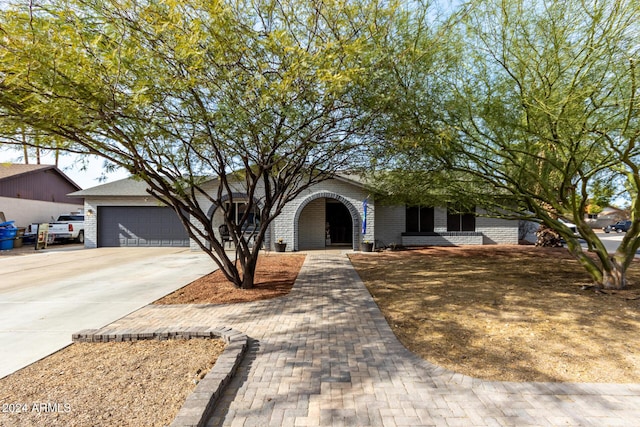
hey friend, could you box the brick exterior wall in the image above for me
[476,209,519,244]
[434,207,448,232]
[374,205,405,247]
[83,178,519,250]
[283,180,373,251]
[191,177,371,252]
[297,198,326,249]
[376,204,519,247]
[402,233,484,246]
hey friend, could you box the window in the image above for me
[225,201,260,226]
[447,206,475,231]
[406,206,434,232]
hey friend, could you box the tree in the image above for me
[0,0,391,288]
[0,125,70,165]
[586,179,615,216]
[372,0,640,289]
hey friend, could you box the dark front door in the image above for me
[326,200,352,245]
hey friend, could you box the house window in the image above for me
[587,213,598,219]
[406,206,434,232]
[225,201,260,226]
[447,206,476,231]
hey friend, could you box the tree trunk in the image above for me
[239,251,257,290]
[21,128,28,164]
[241,266,255,289]
[601,257,627,290]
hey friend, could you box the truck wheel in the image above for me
[76,230,85,243]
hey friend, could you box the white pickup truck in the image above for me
[49,214,85,243]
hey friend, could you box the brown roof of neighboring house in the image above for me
[0,163,51,179]
[0,163,82,190]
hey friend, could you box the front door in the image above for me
[326,200,352,245]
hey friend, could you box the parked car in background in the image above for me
[603,220,632,233]
[49,213,85,243]
[559,218,579,236]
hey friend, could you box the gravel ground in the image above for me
[0,339,224,427]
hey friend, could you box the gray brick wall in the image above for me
[476,214,519,244]
[434,207,448,232]
[374,205,404,247]
[298,198,326,249]
[402,233,484,246]
[282,179,373,251]
[84,179,519,251]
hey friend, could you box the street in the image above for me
[582,231,636,255]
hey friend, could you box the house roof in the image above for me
[333,172,367,188]
[71,171,367,197]
[0,163,82,190]
[601,206,625,215]
[69,177,149,197]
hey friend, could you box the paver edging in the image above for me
[72,326,248,427]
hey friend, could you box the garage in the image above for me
[97,206,189,247]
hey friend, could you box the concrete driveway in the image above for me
[0,247,216,379]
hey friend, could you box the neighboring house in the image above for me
[585,206,627,229]
[0,164,84,227]
[71,174,519,250]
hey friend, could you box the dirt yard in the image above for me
[2,248,639,426]
[349,246,640,383]
[0,339,225,427]
[156,248,640,383]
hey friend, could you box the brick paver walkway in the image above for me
[96,254,640,426]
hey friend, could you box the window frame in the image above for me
[225,200,260,226]
[406,205,434,233]
[446,205,476,232]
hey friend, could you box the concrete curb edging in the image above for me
[72,326,248,427]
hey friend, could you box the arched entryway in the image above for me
[294,192,360,251]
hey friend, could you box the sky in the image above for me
[0,148,130,189]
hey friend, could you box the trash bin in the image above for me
[0,221,18,251]
[13,227,26,248]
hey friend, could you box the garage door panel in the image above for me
[98,206,189,247]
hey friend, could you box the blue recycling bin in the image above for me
[0,221,18,250]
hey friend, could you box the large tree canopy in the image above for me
[4,0,638,291]
[0,0,396,288]
[370,0,640,289]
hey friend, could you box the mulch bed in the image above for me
[155,253,306,304]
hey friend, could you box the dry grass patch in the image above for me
[349,246,640,383]
[155,253,306,304]
[0,339,225,427]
